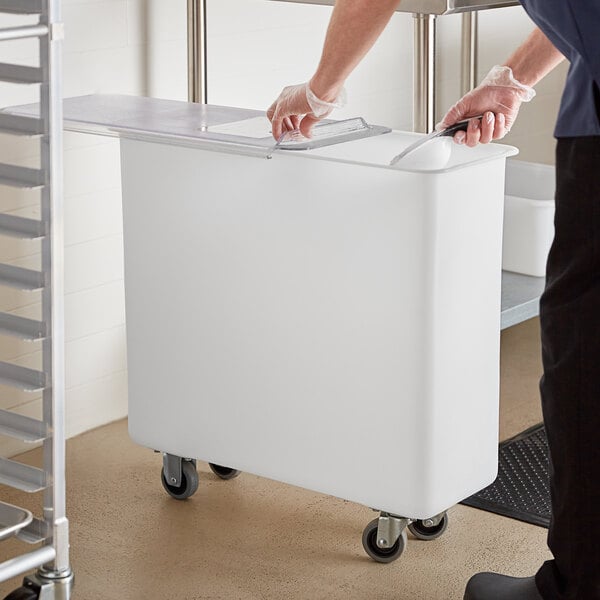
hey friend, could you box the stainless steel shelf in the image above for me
[270,0,517,15]
[501,271,545,330]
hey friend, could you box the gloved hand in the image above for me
[267,82,346,140]
[437,65,536,147]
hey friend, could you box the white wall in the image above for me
[0,1,565,455]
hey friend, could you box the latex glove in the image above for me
[267,82,346,140]
[437,65,536,147]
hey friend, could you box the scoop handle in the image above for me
[439,115,484,137]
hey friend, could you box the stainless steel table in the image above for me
[275,0,517,12]
[501,271,545,330]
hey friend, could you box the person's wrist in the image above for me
[308,75,344,103]
[504,63,536,88]
[305,78,347,118]
[482,65,536,102]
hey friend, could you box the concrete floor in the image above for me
[0,318,551,600]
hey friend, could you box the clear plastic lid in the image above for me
[5,94,390,152]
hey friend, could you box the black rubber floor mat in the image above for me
[460,423,551,528]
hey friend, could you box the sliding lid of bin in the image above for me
[4,94,517,171]
[3,94,390,153]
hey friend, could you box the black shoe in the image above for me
[464,573,543,600]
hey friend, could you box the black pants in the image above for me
[535,137,600,599]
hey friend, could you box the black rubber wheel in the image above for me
[161,460,199,500]
[408,513,449,541]
[209,463,241,480]
[3,587,38,600]
[361,518,407,563]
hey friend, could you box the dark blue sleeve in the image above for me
[521,0,600,86]
[521,0,600,136]
[567,1,600,86]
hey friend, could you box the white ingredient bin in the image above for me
[503,160,556,277]
[21,95,516,562]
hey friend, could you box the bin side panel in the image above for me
[419,164,504,517]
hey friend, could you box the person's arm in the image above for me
[505,27,564,86]
[439,27,565,146]
[268,0,400,139]
[310,0,401,101]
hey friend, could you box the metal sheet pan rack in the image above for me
[0,1,72,598]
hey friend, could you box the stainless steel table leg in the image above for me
[413,13,437,133]
[461,11,478,96]
[188,0,208,103]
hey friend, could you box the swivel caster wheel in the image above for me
[3,587,38,600]
[209,463,241,480]
[408,512,449,540]
[161,459,199,500]
[362,518,408,563]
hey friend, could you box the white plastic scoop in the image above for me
[390,116,483,166]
